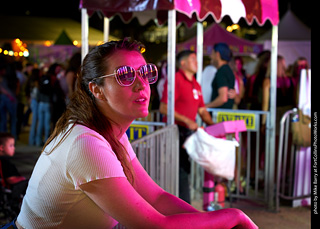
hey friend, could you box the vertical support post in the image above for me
[268,25,278,211]
[104,17,110,42]
[81,8,89,61]
[167,10,176,125]
[196,22,203,84]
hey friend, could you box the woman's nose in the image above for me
[133,73,147,91]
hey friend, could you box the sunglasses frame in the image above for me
[93,63,158,87]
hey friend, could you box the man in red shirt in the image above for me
[159,50,213,203]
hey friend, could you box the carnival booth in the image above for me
[79,0,280,211]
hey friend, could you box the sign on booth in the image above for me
[216,112,258,131]
[126,124,149,142]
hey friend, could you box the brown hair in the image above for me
[42,38,146,184]
[0,132,14,146]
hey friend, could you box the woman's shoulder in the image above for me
[63,123,134,159]
[69,124,107,143]
[68,123,130,144]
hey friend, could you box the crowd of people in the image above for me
[155,42,309,203]
[156,47,309,116]
[0,53,81,146]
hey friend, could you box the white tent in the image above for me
[257,9,311,67]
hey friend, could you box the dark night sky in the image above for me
[0,0,311,28]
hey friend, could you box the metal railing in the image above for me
[131,124,179,196]
[192,108,272,207]
[115,124,178,229]
[276,108,311,211]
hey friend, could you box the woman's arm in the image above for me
[80,158,258,229]
[131,157,199,215]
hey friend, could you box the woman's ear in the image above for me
[88,82,106,101]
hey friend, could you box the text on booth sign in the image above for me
[126,124,149,142]
[216,112,257,130]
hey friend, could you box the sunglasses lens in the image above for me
[140,64,158,84]
[117,66,135,86]
[115,64,158,86]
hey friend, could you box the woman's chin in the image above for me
[139,110,149,119]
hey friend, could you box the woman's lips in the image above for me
[135,98,146,102]
[134,96,148,104]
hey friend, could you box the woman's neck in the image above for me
[109,119,132,140]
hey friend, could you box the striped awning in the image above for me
[79,0,279,26]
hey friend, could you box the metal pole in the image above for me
[167,10,176,125]
[268,25,278,211]
[196,22,203,84]
[103,17,110,42]
[81,8,89,61]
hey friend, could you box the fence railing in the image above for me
[192,108,272,207]
[131,124,179,196]
[129,108,309,211]
[276,108,311,211]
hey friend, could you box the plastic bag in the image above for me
[183,128,238,180]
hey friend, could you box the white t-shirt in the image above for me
[17,124,136,228]
[201,65,217,104]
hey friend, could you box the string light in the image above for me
[226,24,240,32]
[44,40,52,47]
[2,38,29,57]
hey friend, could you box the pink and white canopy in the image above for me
[79,0,279,26]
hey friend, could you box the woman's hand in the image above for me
[233,209,258,229]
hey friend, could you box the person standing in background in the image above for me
[201,59,217,104]
[65,53,81,103]
[27,68,41,146]
[159,50,214,203]
[245,50,271,111]
[22,62,34,127]
[15,61,28,138]
[262,55,295,130]
[229,57,245,109]
[36,63,63,146]
[0,60,18,139]
[206,43,235,109]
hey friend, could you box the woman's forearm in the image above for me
[164,208,257,229]
[152,192,257,228]
[152,191,200,215]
